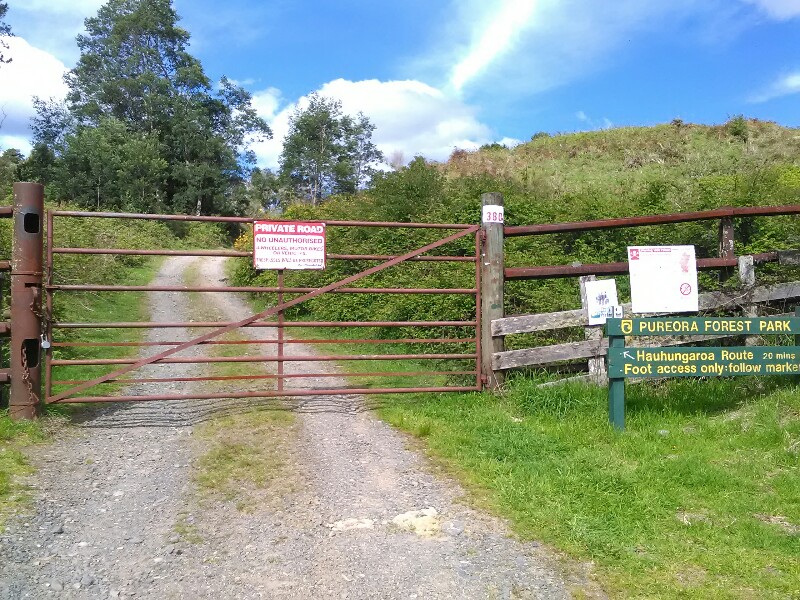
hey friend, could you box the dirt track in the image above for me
[0,257,599,599]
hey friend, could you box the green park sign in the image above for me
[606,317,800,337]
[605,315,800,430]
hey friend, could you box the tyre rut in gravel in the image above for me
[0,256,601,599]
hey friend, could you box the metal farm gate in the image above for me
[39,205,485,408]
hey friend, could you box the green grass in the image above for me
[377,376,800,599]
[0,412,51,529]
[173,511,203,544]
[193,409,297,512]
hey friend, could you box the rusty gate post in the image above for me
[480,192,505,390]
[10,183,44,420]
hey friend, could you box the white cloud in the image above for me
[250,87,283,121]
[10,0,105,63]
[0,134,32,155]
[741,0,800,19]
[576,110,613,130]
[450,0,539,92]
[749,70,800,102]
[250,79,497,170]
[498,136,523,148]
[424,0,800,99]
[419,0,710,98]
[0,36,69,151]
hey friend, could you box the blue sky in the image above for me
[1,0,799,168]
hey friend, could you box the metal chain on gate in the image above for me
[20,342,39,408]
[21,286,46,407]
[32,286,51,349]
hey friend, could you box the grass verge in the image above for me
[378,376,800,599]
[0,414,49,529]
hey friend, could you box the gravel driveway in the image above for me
[0,257,601,599]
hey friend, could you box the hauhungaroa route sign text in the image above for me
[608,346,799,378]
[604,315,800,430]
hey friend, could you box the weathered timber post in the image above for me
[480,192,504,390]
[10,183,44,420]
[579,275,607,383]
[718,215,735,282]
[738,255,759,347]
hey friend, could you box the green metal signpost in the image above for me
[605,310,800,430]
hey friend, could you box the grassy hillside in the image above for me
[447,118,800,208]
[231,119,800,340]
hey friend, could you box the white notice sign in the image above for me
[253,221,326,270]
[482,205,504,224]
[585,279,620,325]
[628,245,698,313]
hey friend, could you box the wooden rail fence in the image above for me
[478,194,800,388]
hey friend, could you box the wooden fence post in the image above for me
[579,275,608,383]
[719,216,735,282]
[739,255,759,346]
[480,192,505,390]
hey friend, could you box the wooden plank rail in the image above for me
[493,332,755,371]
[779,250,800,266]
[493,280,800,337]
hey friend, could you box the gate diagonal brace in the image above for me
[48,225,480,403]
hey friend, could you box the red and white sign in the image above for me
[253,221,326,270]
[628,245,698,314]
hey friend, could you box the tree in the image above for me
[0,2,12,66]
[18,144,57,187]
[52,117,166,211]
[247,167,282,211]
[339,112,383,194]
[31,98,74,149]
[367,157,443,222]
[279,94,383,205]
[35,0,270,215]
[0,148,23,198]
